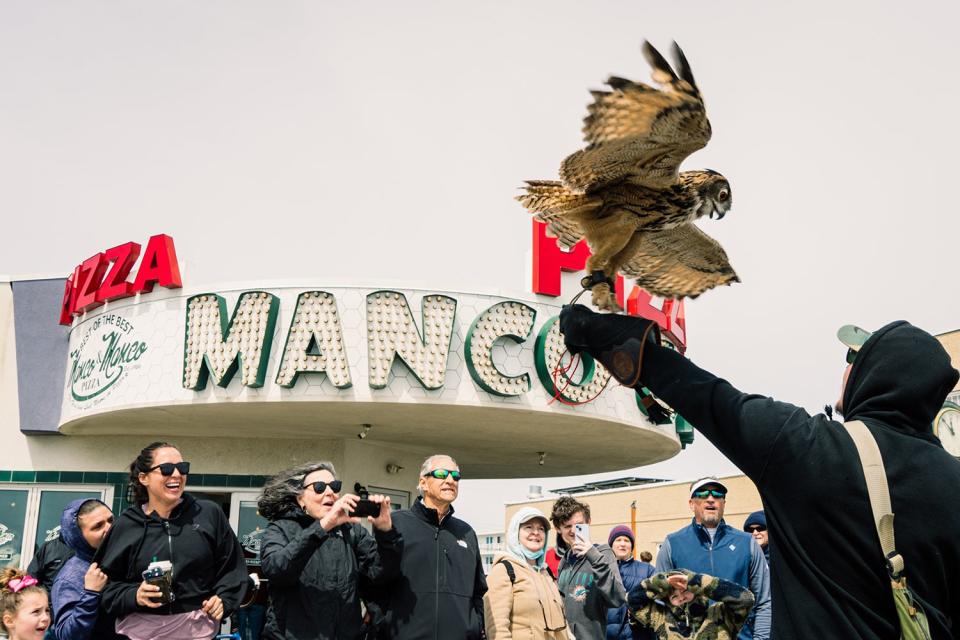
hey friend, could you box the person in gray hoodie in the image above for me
[550,496,625,639]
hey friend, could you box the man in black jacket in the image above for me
[27,531,75,594]
[560,306,960,640]
[379,454,486,640]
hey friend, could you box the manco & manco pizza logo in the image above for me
[69,313,149,406]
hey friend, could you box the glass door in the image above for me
[0,490,29,568]
[229,492,268,566]
[14,485,114,569]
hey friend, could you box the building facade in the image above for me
[0,231,693,570]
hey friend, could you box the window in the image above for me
[0,485,114,569]
[485,536,493,545]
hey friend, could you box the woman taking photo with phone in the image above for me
[95,442,249,640]
[483,507,569,640]
[257,461,402,640]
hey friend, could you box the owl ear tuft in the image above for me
[642,41,678,84]
[671,42,698,91]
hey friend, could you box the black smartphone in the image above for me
[349,499,380,518]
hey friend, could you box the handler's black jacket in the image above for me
[379,497,487,640]
[259,509,402,640]
[95,492,249,620]
[638,320,960,639]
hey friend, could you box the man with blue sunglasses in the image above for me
[656,478,771,640]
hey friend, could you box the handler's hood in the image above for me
[843,320,958,441]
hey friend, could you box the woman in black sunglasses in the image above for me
[94,442,249,640]
[257,461,402,640]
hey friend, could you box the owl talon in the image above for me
[591,283,623,313]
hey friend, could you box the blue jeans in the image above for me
[235,604,267,640]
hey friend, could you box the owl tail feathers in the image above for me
[516,180,600,249]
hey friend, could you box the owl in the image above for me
[517,41,739,311]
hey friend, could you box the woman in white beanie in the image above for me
[483,507,569,639]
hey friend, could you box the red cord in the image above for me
[549,349,611,406]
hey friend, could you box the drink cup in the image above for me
[142,560,174,604]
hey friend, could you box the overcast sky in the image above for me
[3,1,958,532]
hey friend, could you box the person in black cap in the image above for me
[559,305,960,640]
[742,512,769,563]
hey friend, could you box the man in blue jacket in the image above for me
[655,478,771,640]
[51,498,126,640]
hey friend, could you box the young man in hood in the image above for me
[51,498,126,640]
[560,306,960,639]
[551,496,626,640]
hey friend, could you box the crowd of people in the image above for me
[8,443,771,640]
[1,314,957,640]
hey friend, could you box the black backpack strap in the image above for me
[495,558,516,584]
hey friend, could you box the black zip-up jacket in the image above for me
[95,492,249,620]
[259,509,402,640]
[637,320,960,639]
[378,498,487,640]
[27,533,74,594]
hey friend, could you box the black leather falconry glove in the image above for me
[559,304,660,387]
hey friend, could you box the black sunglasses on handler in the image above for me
[423,469,461,481]
[147,461,191,476]
[304,480,343,494]
[846,348,858,365]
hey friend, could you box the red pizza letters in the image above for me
[531,220,686,350]
[60,234,182,326]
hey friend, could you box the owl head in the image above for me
[683,170,732,220]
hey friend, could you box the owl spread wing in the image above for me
[619,224,739,299]
[560,41,712,192]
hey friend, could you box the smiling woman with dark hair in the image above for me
[258,461,402,640]
[95,442,249,640]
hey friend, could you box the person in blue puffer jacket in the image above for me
[605,525,655,640]
[51,498,127,640]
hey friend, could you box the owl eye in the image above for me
[717,189,729,202]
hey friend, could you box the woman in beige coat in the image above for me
[483,507,570,640]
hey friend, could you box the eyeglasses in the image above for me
[304,480,342,494]
[147,462,190,476]
[746,525,766,533]
[691,490,726,499]
[423,469,462,481]
[846,348,858,365]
